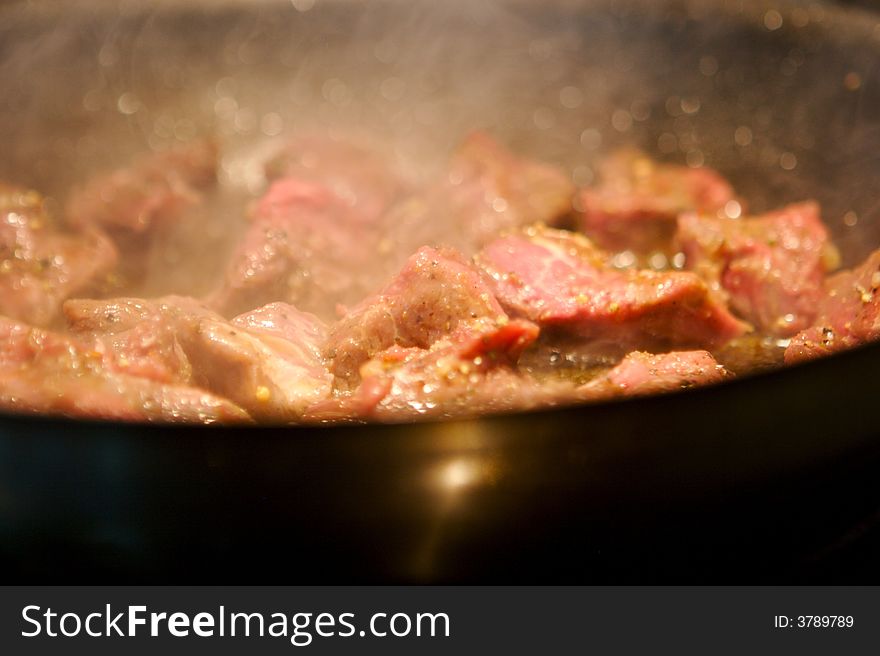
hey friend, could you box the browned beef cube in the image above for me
[63,295,214,384]
[576,149,736,254]
[677,201,839,336]
[210,135,408,320]
[265,135,405,224]
[579,350,729,399]
[66,139,217,236]
[186,302,332,421]
[308,319,547,422]
[65,296,331,422]
[324,245,512,388]
[0,185,117,326]
[475,225,747,354]
[208,176,387,320]
[0,315,250,424]
[384,132,574,257]
[785,249,880,363]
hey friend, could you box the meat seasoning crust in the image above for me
[0,134,865,423]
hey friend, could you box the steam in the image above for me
[1,0,878,301]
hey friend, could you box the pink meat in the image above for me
[576,148,736,254]
[308,319,547,422]
[210,137,406,320]
[324,245,512,388]
[191,302,332,420]
[65,296,332,422]
[232,301,328,351]
[476,225,747,354]
[63,295,215,384]
[211,133,570,320]
[580,350,729,399]
[0,315,250,424]
[65,139,217,236]
[677,201,839,336]
[785,249,880,364]
[383,131,575,257]
[264,135,405,224]
[0,185,117,327]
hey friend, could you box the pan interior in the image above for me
[0,0,878,305]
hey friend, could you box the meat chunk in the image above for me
[475,225,747,354]
[576,149,736,254]
[0,185,117,326]
[65,139,217,236]
[264,135,405,224]
[445,131,575,244]
[65,296,332,421]
[785,249,880,364]
[308,319,547,422]
[677,202,838,336]
[63,295,213,384]
[232,301,328,351]
[0,316,250,424]
[580,350,729,399]
[208,177,387,319]
[210,137,407,320]
[185,303,332,421]
[210,133,570,320]
[383,132,575,256]
[325,245,511,388]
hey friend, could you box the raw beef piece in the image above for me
[324,245,511,388]
[677,201,838,336]
[65,296,332,421]
[382,131,575,256]
[476,225,747,354]
[0,184,117,327]
[785,249,880,364]
[66,139,217,236]
[580,350,729,399]
[576,149,736,254]
[0,315,250,424]
[308,319,547,422]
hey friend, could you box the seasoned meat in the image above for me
[65,139,218,284]
[63,295,214,384]
[265,135,405,224]
[383,132,574,256]
[308,319,547,422]
[65,296,331,421]
[0,185,117,327]
[185,303,332,421]
[677,202,839,336]
[210,136,408,320]
[0,315,250,423]
[66,139,217,236]
[476,225,747,355]
[576,148,736,254]
[208,176,389,319]
[325,245,511,388]
[785,249,880,364]
[579,350,729,399]
[232,301,328,352]
[2,128,856,424]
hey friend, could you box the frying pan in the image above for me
[2,0,880,583]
